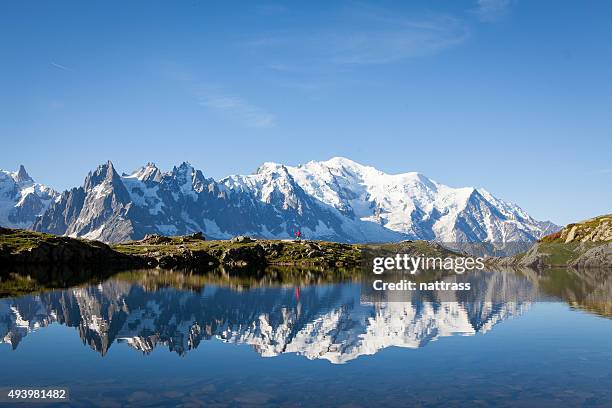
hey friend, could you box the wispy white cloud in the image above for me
[50,62,72,71]
[158,62,277,129]
[472,0,514,22]
[242,7,470,67]
[327,16,469,65]
[198,93,276,129]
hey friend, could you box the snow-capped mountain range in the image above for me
[0,273,534,363]
[0,157,558,243]
[0,165,58,229]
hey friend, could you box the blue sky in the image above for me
[1,0,610,225]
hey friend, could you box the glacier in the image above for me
[0,157,558,244]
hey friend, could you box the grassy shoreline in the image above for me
[2,223,610,271]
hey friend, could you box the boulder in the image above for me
[304,241,322,251]
[221,244,266,267]
[141,234,172,244]
[307,249,324,258]
[188,231,206,240]
[230,235,256,243]
[158,254,181,268]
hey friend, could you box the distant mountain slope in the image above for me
[0,158,558,244]
[0,166,58,229]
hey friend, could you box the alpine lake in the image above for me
[0,265,611,407]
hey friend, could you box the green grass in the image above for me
[114,237,364,266]
[0,228,58,252]
[115,238,260,255]
[540,243,579,265]
[534,242,599,266]
[0,227,109,254]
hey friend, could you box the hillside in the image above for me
[495,215,612,269]
[0,227,136,267]
[540,214,612,244]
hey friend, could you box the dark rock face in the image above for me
[15,165,32,183]
[33,187,86,235]
[221,244,266,267]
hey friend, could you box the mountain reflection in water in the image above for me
[0,267,610,364]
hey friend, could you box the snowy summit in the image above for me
[0,158,558,244]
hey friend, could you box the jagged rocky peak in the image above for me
[84,160,122,190]
[28,157,559,244]
[167,161,210,194]
[126,162,162,183]
[0,165,58,229]
[79,160,132,212]
[15,164,32,183]
[172,161,195,175]
[171,161,194,183]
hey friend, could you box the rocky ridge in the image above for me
[0,158,559,245]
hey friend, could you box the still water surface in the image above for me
[1,268,611,407]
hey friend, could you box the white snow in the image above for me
[2,158,556,245]
[0,167,59,228]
